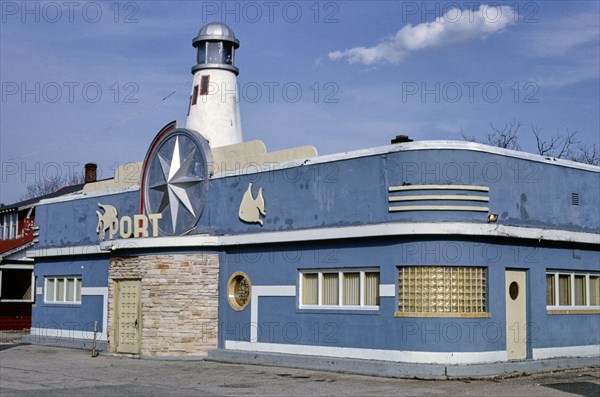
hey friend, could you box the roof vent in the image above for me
[571,193,579,206]
[391,135,414,144]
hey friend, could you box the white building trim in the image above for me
[36,186,139,206]
[80,287,108,338]
[30,327,107,341]
[224,340,507,365]
[98,222,599,252]
[0,264,33,270]
[29,222,599,258]
[532,344,600,360]
[29,245,104,257]
[250,285,296,342]
[32,287,108,340]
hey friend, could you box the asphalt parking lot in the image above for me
[1,340,599,397]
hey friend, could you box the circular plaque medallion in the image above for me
[227,272,252,311]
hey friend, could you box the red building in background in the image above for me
[0,198,37,330]
[0,182,88,330]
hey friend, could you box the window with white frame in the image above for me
[0,213,18,240]
[44,276,82,304]
[397,266,488,315]
[546,271,600,309]
[11,213,17,239]
[300,270,380,309]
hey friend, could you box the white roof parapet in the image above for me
[212,140,599,180]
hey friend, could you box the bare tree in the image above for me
[485,119,521,150]
[19,173,83,201]
[460,119,598,166]
[460,119,521,150]
[532,126,578,158]
[459,128,477,143]
[571,143,600,166]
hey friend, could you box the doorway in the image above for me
[505,270,527,360]
[114,279,141,354]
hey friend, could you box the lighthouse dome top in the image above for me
[193,22,239,49]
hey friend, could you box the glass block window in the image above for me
[300,270,380,309]
[398,266,487,314]
[45,276,81,304]
[546,271,600,309]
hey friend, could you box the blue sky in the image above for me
[1,1,599,204]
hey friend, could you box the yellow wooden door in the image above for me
[115,280,141,354]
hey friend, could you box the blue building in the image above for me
[28,23,599,366]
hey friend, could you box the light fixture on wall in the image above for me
[487,213,498,223]
[101,244,118,252]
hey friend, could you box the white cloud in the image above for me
[329,5,516,65]
[529,10,599,57]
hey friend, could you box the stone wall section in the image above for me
[108,254,219,356]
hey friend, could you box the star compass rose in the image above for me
[142,127,212,236]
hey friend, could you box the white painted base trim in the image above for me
[225,340,507,365]
[34,287,109,339]
[30,327,107,341]
[532,345,600,360]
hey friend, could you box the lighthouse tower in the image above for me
[186,22,243,148]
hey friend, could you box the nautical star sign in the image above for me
[140,125,213,236]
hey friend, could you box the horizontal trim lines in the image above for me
[389,205,489,212]
[388,184,490,213]
[389,195,489,202]
[29,222,599,257]
[547,309,600,315]
[389,185,489,192]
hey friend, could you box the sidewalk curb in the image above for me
[206,349,600,380]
